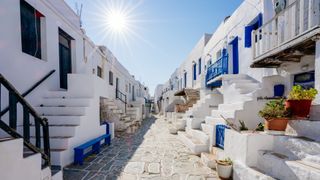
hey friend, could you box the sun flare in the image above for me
[106,10,128,33]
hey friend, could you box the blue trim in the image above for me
[244,13,263,48]
[194,64,197,79]
[207,80,222,87]
[198,58,202,75]
[184,72,187,88]
[229,36,239,74]
[215,124,230,149]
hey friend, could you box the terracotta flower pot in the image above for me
[285,100,312,118]
[264,118,289,131]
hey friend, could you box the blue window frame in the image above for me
[229,36,239,74]
[198,58,202,74]
[184,72,187,88]
[193,64,197,80]
[244,13,263,48]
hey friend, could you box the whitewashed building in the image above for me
[0,0,150,179]
[156,0,320,179]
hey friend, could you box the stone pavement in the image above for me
[63,116,218,180]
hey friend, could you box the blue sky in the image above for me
[65,0,243,95]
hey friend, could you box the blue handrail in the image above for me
[205,54,228,84]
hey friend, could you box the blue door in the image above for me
[229,37,239,74]
[193,64,197,80]
[215,124,230,149]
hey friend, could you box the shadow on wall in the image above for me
[63,116,157,179]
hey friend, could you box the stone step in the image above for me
[41,98,91,107]
[175,119,187,131]
[218,102,244,111]
[258,150,320,180]
[111,109,123,114]
[44,116,83,126]
[273,135,320,165]
[204,117,225,125]
[286,120,320,142]
[30,136,71,149]
[50,149,69,166]
[234,82,260,91]
[35,106,87,116]
[186,118,204,129]
[185,128,209,144]
[233,161,275,180]
[18,125,77,137]
[177,131,209,155]
[44,91,91,98]
[211,110,235,119]
[201,152,216,169]
[200,123,213,135]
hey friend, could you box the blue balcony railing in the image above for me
[205,54,228,85]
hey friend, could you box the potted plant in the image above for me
[216,157,233,180]
[286,85,318,118]
[259,99,291,132]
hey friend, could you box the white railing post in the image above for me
[252,30,256,58]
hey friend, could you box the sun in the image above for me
[106,10,128,33]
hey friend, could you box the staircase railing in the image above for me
[116,89,127,112]
[0,70,55,117]
[0,74,50,168]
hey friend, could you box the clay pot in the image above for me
[216,161,232,180]
[264,118,289,131]
[285,100,312,118]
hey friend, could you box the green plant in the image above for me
[239,120,248,131]
[288,85,318,100]
[255,123,264,131]
[259,99,291,119]
[217,157,232,165]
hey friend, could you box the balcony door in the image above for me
[59,29,73,89]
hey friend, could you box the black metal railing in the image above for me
[0,70,55,117]
[116,89,127,112]
[0,74,50,168]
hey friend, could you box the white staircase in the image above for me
[0,138,62,180]
[31,90,105,167]
[257,119,320,180]
[177,91,223,154]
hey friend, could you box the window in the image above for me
[97,66,103,78]
[109,71,113,85]
[129,83,131,93]
[20,0,44,59]
[125,84,128,92]
[193,64,197,80]
[244,13,263,48]
[198,58,202,74]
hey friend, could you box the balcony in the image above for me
[251,0,320,68]
[205,54,228,87]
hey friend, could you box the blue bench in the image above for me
[74,134,111,165]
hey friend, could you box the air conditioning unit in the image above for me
[274,0,286,14]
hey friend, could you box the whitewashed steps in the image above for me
[201,152,216,169]
[286,120,320,142]
[186,128,209,144]
[258,150,320,180]
[200,123,213,135]
[204,117,225,125]
[35,106,87,116]
[233,161,275,180]
[30,136,71,149]
[41,98,91,107]
[177,131,209,155]
[18,125,78,137]
[273,136,320,165]
[186,118,204,129]
[44,116,83,126]
[218,102,244,111]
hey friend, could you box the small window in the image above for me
[20,0,44,59]
[97,66,103,78]
[125,84,128,92]
[129,83,131,93]
[109,71,113,85]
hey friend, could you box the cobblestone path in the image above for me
[63,116,218,180]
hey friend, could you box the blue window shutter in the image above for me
[193,64,197,80]
[244,25,253,48]
[198,59,201,74]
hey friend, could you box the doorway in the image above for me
[59,29,73,89]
